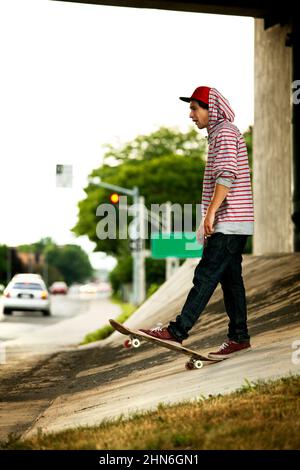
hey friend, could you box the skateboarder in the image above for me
[140,86,254,360]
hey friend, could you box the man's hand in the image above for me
[204,208,216,237]
[202,183,230,239]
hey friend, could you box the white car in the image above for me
[2,274,51,316]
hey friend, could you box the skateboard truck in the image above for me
[185,358,203,370]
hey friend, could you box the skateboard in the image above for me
[109,319,222,370]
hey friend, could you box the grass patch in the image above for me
[2,375,300,450]
[80,298,136,344]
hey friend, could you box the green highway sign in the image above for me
[151,232,203,259]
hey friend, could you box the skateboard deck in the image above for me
[109,319,221,370]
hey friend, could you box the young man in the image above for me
[140,86,254,359]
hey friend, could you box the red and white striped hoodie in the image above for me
[201,88,254,235]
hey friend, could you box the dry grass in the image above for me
[2,375,300,450]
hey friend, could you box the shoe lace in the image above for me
[219,341,230,351]
[150,322,164,332]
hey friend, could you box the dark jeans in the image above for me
[168,232,250,343]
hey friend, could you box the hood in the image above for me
[208,88,235,137]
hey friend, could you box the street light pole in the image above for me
[136,195,146,304]
[90,177,144,306]
[131,186,140,306]
[165,201,179,280]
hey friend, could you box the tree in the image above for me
[0,245,8,285]
[243,126,253,177]
[109,255,165,297]
[0,245,25,285]
[102,126,207,164]
[45,244,93,286]
[73,126,253,297]
[16,238,94,286]
[72,127,207,256]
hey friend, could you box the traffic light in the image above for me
[110,193,120,204]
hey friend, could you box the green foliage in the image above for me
[45,244,93,286]
[0,245,8,284]
[146,283,160,298]
[109,255,165,297]
[72,125,253,290]
[102,126,207,164]
[18,237,56,255]
[72,127,207,256]
[81,300,136,344]
[243,126,253,175]
[244,236,252,255]
[0,238,93,287]
[145,258,165,286]
[236,378,257,394]
[46,265,65,286]
[82,324,114,344]
[109,256,132,294]
[0,245,25,285]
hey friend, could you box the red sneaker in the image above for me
[139,324,182,344]
[208,340,251,360]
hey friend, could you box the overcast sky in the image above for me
[0,0,254,270]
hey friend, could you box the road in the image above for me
[0,292,121,364]
[0,294,89,340]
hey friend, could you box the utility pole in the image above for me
[165,201,179,280]
[136,196,146,304]
[90,177,145,306]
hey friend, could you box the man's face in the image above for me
[189,100,209,129]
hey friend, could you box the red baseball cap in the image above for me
[179,86,211,104]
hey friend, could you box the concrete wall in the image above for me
[253,19,293,254]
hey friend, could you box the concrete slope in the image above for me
[22,326,300,439]
[107,253,300,350]
[21,253,300,436]
[2,254,300,440]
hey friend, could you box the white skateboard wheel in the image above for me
[131,338,141,348]
[193,360,203,369]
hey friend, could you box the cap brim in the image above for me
[179,96,191,102]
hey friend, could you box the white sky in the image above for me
[0,0,254,270]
